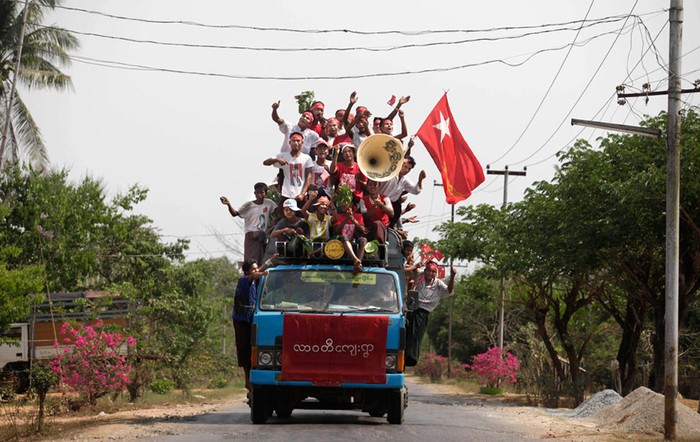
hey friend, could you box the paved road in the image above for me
[141,378,541,442]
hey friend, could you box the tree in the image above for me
[0,0,78,170]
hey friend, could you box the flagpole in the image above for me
[434,180,455,377]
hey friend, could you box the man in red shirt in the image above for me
[358,179,393,244]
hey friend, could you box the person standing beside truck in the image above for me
[233,255,276,394]
[220,182,276,264]
[405,261,456,366]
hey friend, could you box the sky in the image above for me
[22,0,700,264]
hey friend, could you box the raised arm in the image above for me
[219,196,239,217]
[271,100,284,125]
[395,109,408,140]
[386,95,410,121]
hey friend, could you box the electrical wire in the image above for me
[50,17,631,53]
[47,3,659,36]
[509,1,642,167]
[65,27,628,81]
[488,0,597,167]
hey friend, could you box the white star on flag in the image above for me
[433,112,451,142]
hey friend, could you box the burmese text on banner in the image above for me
[281,314,388,385]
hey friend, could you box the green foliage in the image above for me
[294,91,315,114]
[435,109,700,402]
[207,375,229,389]
[29,364,57,396]
[148,379,175,395]
[0,0,79,170]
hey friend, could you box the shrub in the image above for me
[148,379,175,395]
[207,375,229,389]
[49,320,136,405]
[464,347,519,389]
[414,353,448,380]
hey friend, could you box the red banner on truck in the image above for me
[281,314,388,385]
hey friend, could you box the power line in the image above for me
[65,27,627,81]
[488,0,597,166]
[48,3,658,36]
[50,17,632,53]
[509,1,642,167]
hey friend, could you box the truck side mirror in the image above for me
[406,290,418,311]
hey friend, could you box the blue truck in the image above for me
[248,231,409,424]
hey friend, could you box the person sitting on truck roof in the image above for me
[233,255,277,393]
[300,192,335,243]
[310,140,332,194]
[220,182,277,264]
[357,179,393,245]
[405,261,456,367]
[270,199,310,243]
[333,200,368,274]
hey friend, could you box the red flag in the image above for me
[387,95,396,106]
[433,248,444,262]
[416,94,485,204]
[420,243,432,253]
[437,266,446,279]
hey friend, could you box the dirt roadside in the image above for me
[23,377,700,441]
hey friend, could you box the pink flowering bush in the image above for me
[464,347,519,388]
[49,320,137,405]
[414,353,448,380]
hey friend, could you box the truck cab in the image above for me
[249,231,408,424]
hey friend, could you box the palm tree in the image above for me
[0,0,78,171]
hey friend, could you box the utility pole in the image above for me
[433,180,455,377]
[486,166,526,349]
[665,0,683,439]
[0,1,31,170]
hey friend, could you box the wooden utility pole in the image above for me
[433,180,455,377]
[485,166,526,349]
[665,0,683,439]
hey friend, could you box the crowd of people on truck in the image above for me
[220,91,426,273]
[223,92,457,392]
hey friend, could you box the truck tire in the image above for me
[386,389,404,424]
[250,387,268,424]
[275,405,293,418]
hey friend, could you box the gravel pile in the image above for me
[552,389,623,418]
[591,386,700,440]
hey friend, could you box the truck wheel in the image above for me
[369,409,385,418]
[250,387,268,424]
[275,405,293,418]
[386,390,404,424]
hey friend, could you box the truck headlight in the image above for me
[259,351,273,366]
[385,353,397,370]
[276,351,282,366]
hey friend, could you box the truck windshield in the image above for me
[259,270,399,313]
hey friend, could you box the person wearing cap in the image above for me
[330,142,366,201]
[220,182,277,264]
[300,191,335,243]
[270,198,310,242]
[405,261,456,366]
[263,132,314,208]
[378,154,426,229]
[271,100,320,155]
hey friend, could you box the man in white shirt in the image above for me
[378,155,426,228]
[271,100,320,155]
[263,132,314,206]
[405,261,456,366]
[220,182,277,264]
